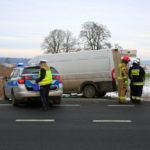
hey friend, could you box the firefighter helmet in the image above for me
[122,56,130,62]
[133,58,140,65]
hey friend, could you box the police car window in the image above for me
[10,70,15,78]
[50,67,58,74]
[22,66,40,74]
[10,69,17,78]
[11,69,20,78]
[22,66,58,74]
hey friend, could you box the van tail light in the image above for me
[111,68,115,81]
[18,79,25,84]
[53,75,62,83]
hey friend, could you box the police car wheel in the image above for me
[52,97,61,104]
[3,87,9,100]
[11,92,18,106]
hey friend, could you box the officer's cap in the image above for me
[40,59,47,64]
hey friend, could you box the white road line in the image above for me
[54,104,80,107]
[108,105,135,107]
[93,120,132,123]
[0,104,12,106]
[0,104,80,107]
[16,119,55,122]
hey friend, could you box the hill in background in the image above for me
[0,57,29,65]
[141,60,150,65]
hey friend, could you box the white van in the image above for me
[28,49,116,98]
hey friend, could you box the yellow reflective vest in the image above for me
[38,69,52,86]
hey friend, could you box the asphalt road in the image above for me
[0,98,150,150]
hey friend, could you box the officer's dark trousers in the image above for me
[130,84,143,103]
[40,84,50,109]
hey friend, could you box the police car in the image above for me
[3,63,63,106]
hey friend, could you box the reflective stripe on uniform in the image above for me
[118,77,122,80]
[132,96,142,101]
[131,69,140,76]
[119,96,125,100]
[133,82,144,86]
[118,96,126,103]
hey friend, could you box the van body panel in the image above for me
[28,49,116,97]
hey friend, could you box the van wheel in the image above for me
[11,92,18,106]
[83,85,96,98]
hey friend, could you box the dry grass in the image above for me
[0,64,13,100]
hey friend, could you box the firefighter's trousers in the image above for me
[130,84,143,103]
[118,79,127,103]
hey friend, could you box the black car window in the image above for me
[22,66,58,74]
[22,66,40,74]
[50,67,58,74]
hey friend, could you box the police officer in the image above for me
[36,60,53,110]
[118,56,130,103]
[128,59,145,104]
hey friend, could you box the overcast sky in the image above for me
[0,0,150,59]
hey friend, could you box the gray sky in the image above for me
[0,0,150,59]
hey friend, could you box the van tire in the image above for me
[83,85,96,98]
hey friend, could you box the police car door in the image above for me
[4,69,21,98]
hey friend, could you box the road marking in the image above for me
[54,104,80,107]
[108,105,135,107]
[0,104,12,106]
[0,104,80,107]
[93,120,132,123]
[16,119,55,122]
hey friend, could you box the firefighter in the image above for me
[128,59,145,104]
[118,56,130,103]
[36,60,53,110]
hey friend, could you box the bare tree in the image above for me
[41,29,65,54]
[114,43,123,50]
[103,42,112,49]
[41,29,78,54]
[80,21,111,50]
[63,31,77,53]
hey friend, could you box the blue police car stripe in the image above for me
[7,81,18,87]
[53,80,59,86]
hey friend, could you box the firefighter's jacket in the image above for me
[128,64,145,86]
[118,63,128,86]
